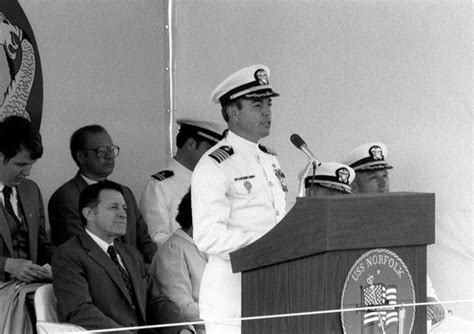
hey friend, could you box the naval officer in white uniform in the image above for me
[139,119,225,246]
[191,64,288,334]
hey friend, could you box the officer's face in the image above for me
[232,98,272,143]
[78,132,115,180]
[84,189,127,243]
[307,185,345,197]
[353,169,390,193]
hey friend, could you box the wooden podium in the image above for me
[230,192,435,333]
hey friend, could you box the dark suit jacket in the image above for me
[48,172,156,263]
[52,232,189,333]
[0,179,55,281]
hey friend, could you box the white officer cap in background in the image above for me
[342,142,393,171]
[176,118,227,144]
[210,64,280,106]
[304,162,355,194]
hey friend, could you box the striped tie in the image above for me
[107,245,136,309]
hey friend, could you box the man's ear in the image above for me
[76,150,86,165]
[82,206,94,223]
[227,104,239,121]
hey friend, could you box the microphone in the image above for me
[290,134,321,166]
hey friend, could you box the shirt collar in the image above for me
[80,173,99,185]
[226,130,259,151]
[170,158,193,176]
[0,182,17,202]
[85,228,114,254]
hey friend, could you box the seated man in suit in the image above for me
[0,116,54,283]
[52,181,193,333]
[0,116,55,332]
[48,125,156,264]
[304,162,355,197]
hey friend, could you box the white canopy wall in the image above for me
[19,0,472,320]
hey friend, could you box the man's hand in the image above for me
[427,296,445,324]
[4,258,51,283]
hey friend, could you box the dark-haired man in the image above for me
[48,125,156,263]
[191,64,287,333]
[52,181,193,333]
[0,116,54,283]
[0,116,55,332]
[139,118,225,246]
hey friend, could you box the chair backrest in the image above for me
[34,284,86,333]
[34,284,58,323]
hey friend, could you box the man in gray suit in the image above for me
[52,181,193,333]
[0,116,55,333]
[48,124,156,264]
[0,116,54,283]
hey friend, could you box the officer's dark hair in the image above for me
[70,125,107,167]
[221,99,242,123]
[0,116,43,162]
[176,126,213,149]
[79,180,124,226]
[175,189,192,230]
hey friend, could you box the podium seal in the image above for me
[340,248,416,334]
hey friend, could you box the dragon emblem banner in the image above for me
[0,0,42,128]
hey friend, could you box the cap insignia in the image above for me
[259,144,277,156]
[151,170,174,181]
[209,145,234,163]
[336,167,350,184]
[369,145,384,160]
[254,69,269,85]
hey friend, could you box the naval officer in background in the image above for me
[191,64,288,333]
[139,119,225,246]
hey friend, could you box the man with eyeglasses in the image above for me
[48,125,156,264]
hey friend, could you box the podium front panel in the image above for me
[241,246,427,333]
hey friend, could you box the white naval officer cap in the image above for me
[342,142,393,171]
[210,64,280,106]
[176,118,227,144]
[304,162,355,194]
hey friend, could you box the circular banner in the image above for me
[341,248,416,334]
[0,0,43,129]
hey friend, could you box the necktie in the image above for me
[107,245,136,308]
[2,186,24,229]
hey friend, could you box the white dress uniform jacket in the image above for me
[139,159,192,246]
[191,130,287,332]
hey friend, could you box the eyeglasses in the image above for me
[84,145,120,159]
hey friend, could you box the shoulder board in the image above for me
[209,146,234,163]
[259,144,277,156]
[151,170,174,181]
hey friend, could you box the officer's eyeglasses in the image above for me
[84,145,120,159]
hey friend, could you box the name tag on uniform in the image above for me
[234,175,255,181]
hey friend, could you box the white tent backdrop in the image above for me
[20,0,472,321]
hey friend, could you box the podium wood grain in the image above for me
[231,192,434,333]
